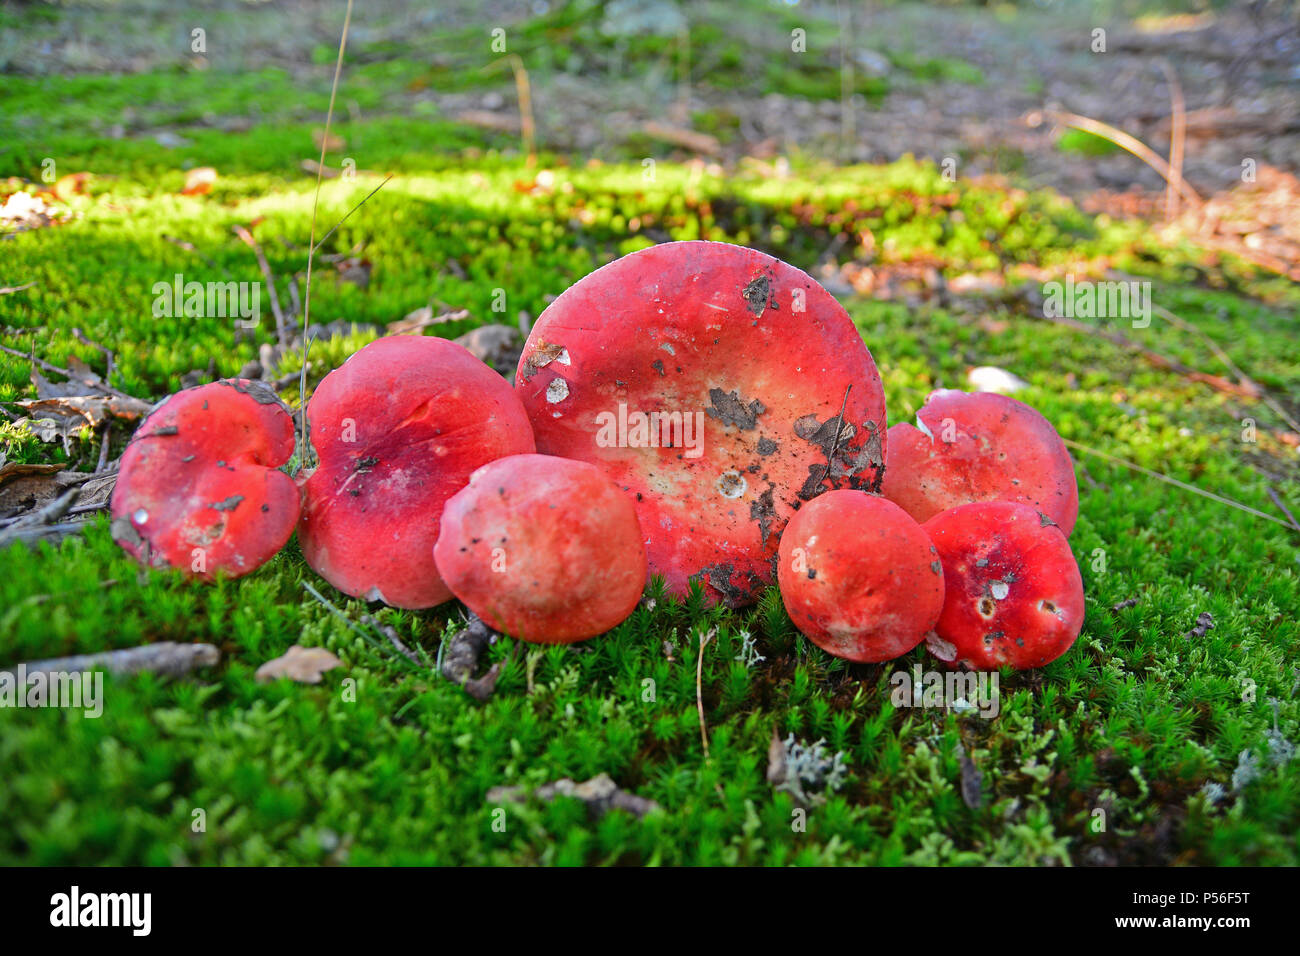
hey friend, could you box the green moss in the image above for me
[1,1,1297,867]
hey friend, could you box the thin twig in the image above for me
[95,425,112,472]
[1266,487,1300,533]
[71,327,115,387]
[485,54,535,164]
[231,223,287,347]
[696,627,715,760]
[1061,437,1297,530]
[0,343,136,402]
[309,174,394,256]
[0,282,36,296]
[1029,108,1203,208]
[1152,304,1300,434]
[303,0,355,334]
[1156,59,1186,220]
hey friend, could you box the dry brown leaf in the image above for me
[311,128,346,152]
[386,306,469,336]
[14,394,151,445]
[255,644,343,684]
[334,257,371,288]
[0,460,62,489]
[180,167,218,196]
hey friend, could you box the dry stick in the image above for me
[95,425,112,472]
[814,384,854,492]
[71,327,115,386]
[838,0,854,164]
[1156,59,1186,221]
[1060,437,1296,530]
[676,25,692,124]
[231,224,287,348]
[0,282,36,296]
[696,628,714,761]
[1,642,220,680]
[1030,108,1204,209]
[1266,487,1300,534]
[302,0,355,335]
[0,343,136,402]
[1152,304,1300,435]
[1039,311,1260,400]
[485,54,536,164]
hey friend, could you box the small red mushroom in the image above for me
[923,501,1085,669]
[110,379,299,579]
[881,389,1079,534]
[515,240,887,608]
[297,335,535,610]
[434,454,647,644]
[777,490,944,662]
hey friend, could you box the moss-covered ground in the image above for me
[1,0,1297,866]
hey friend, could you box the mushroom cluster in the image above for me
[111,240,1085,670]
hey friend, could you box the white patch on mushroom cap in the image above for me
[715,470,747,499]
[133,508,149,524]
[546,378,569,403]
[990,580,1010,600]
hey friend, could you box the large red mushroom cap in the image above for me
[777,490,944,663]
[109,379,299,579]
[515,240,887,607]
[434,453,647,644]
[882,389,1079,534]
[923,501,1084,670]
[298,335,535,609]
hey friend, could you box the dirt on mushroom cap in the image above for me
[514,240,887,608]
[778,490,944,663]
[923,500,1085,670]
[882,389,1079,534]
[109,379,300,579]
[298,335,535,610]
[434,453,647,643]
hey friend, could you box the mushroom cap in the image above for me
[434,454,647,643]
[298,335,535,609]
[923,501,1085,670]
[882,389,1079,534]
[109,379,299,579]
[515,240,887,608]
[777,490,944,662]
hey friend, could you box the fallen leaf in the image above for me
[255,645,343,684]
[180,167,218,196]
[454,324,520,372]
[52,172,91,203]
[334,257,372,288]
[0,460,62,489]
[386,306,469,336]
[311,128,345,152]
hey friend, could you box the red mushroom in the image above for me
[923,501,1084,670]
[109,379,299,579]
[881,389,1078,534]
[434,453,647,643]
[515,240,887,607]
[298,335,535,609]
[777,490,944,662]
